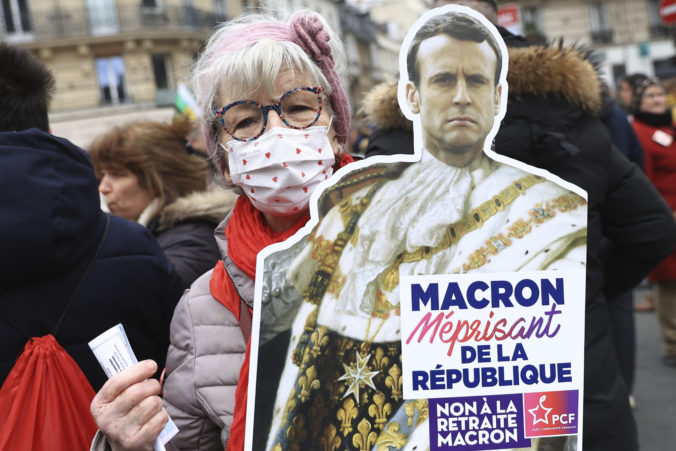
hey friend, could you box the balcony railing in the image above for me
[9,5,227,41]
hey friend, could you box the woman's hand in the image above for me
[90,360,167,451]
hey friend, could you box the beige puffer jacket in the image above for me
[92,212,306,450]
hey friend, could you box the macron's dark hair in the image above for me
[406,12,502,87]
[0,43,55,132]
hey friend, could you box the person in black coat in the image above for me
[360,5,676,449]
[0,43,184,391]
[0,129,185,391]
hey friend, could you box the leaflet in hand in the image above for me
[89,324,179,451]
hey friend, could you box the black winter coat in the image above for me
[0,129,185,391]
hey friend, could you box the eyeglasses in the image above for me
[214,86,324,141]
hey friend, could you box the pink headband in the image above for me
[205,14,350,167]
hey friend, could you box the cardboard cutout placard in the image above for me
[245,6,587,450]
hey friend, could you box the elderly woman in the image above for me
[631,77,676,367]
[89,118,235,288]
[90,11,353,451]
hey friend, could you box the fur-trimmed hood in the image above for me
[154,185,238,233]
[362,44,602,130]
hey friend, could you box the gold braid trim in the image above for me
[303,181,386,305]
[380,174,546,292]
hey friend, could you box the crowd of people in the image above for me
[1,0,675,450]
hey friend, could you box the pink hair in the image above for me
[202,14,350,169]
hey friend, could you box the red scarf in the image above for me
[208,153,353,450]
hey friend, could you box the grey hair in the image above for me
[191,11,345,186]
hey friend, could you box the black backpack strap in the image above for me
[238,297,252,343]
[51,214,111,336]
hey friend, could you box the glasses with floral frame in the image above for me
[214,86,325,142]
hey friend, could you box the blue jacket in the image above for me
[0,129,184,390]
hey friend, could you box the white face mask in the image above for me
[223,124,336,216]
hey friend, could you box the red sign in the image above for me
[659,0,676,26]
[498,3,520,29]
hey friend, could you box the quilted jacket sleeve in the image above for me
[163,270,246,450]
[600,146,676,298]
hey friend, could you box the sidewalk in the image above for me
[633,309,676,450]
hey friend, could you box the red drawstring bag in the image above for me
[0,215,109,450]
[0,335,98,450]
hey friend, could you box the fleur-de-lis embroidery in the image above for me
[308,395,328,440]
[414,399,429,425]
[374,422,408,451]
[327,377,343,402]
[352,418,378,451]
[371,346,390,371]
[385,364,403,401]
[402,399,429,427]
[337,397,358,436]
[336,337,355,361]
[320,424,342,451]
[281,388,297,424]
[286,414,307,450]
[310,327,329,358]
[368,391,392,430]
[299,365,321,403]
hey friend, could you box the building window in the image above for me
[142,0,159,8]
[87,0,119,35]
[521,6,545,44]
[96,56,127,105]
[213,0,227,21]
[151,54,171,90]
[152,54,175,106]
[588,2,613,44]
[2,0,32,36]
[649,0,670,38]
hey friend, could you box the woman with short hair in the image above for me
[90,118,236,288]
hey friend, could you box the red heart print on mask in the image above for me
[265,152,271,158]
[303,187,308,193]
[273,176,278,182]
[243,159,247,165]
[250,188,255,194]
[296,148,301,154]
[246,174,251,180]
[283,162,288,167]
[301,172,306,177]
[304,134,309,139]
[318,161,323,166]
[318,148,322,153]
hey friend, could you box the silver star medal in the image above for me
[338,350,380,404]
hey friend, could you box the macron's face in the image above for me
[407,34,501,167]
